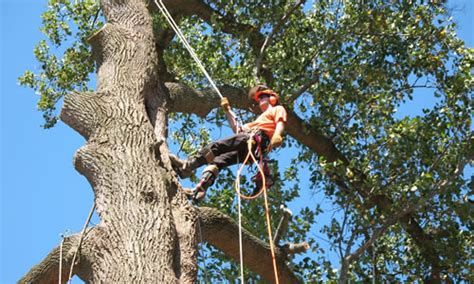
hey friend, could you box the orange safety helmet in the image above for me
[248,85,280,106]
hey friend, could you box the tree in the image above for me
[19,0,472,282]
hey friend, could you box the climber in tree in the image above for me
[170,85,287,201]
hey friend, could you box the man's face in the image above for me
[258,94,270,111]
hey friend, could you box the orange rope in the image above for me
[234,137,280,283]
[235,147,264,200]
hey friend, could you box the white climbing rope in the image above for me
[236,177,245,283]
[154,0,224,99]
[59,238,64,284]
[155,0,243,134]
[156,2,253,282]
[67,203,96,283]
[197,219,210,283]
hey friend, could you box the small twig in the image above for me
[273,205,293,245]
[279,242,310,254]
[287,72,320,104]
[254,0,306,80]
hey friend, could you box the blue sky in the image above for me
[1,0,472,283]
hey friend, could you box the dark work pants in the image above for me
[195,131,269,170]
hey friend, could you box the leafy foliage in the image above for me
[18,0,101,128]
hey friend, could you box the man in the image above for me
[170,85,287,201]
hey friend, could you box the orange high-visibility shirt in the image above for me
[244,105,287,138]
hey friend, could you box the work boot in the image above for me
[169,154,201,178]
[183,165,219,202]
[183,187,207,201]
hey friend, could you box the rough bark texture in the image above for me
[20,234,82,284]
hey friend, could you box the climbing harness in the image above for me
[236,131,272,200]
[235,133,280,283]
[250,132,273,197]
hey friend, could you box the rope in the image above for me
[154,0,223,99]
[235,142,265,200]
[155,0,241,129]
[67,203,96,283]
[236,177,245,283]
[234,137,280,284]
[246,140,280,284]
[197,219,210,283]
[59,238,64,284]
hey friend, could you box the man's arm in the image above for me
[268,121,285,151]
[225,109,239,133]
[274,121,285,137]
[221,97,239,133]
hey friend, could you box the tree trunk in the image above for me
[59,0,198,282]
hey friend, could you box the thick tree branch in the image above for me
[198,206,304,283]
[61,91,105,140]
[19,237,76,284]
[19,231,97,284]
[166,83,248,117]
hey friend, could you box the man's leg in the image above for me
[182,164,219,201]
[170,133,249,178]
[209,133,249,154]
[182,133,251,201]
[169,148,213,178]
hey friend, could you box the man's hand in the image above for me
[268,133,283,151]
[222,97,239,133]
[221,97,230,111]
